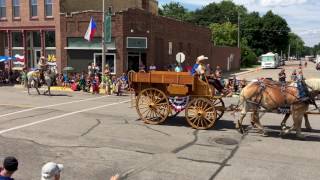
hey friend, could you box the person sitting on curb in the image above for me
[41,162,63,180]
[0,156,18,180]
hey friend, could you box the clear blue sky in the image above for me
[158,0,320,47]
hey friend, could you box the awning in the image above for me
[0,56,15,62]
[65,37,116,50]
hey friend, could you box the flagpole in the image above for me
[101,0,106,75]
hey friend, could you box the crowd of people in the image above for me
[0,69,21,85]
[54,64,129,96]
[0,156,119,180]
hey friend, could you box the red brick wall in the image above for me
[211,46,241,71]
[121,9,240,71]
[58,9,240,73]
[0,0,58,29]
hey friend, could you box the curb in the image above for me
[228,67,261,77]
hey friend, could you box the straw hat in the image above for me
[196,55,208,63]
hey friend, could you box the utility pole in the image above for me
[237,12,240,48]
[101,0,106,74]
[288,44,291,61]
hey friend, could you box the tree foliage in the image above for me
[159,2,191,21]
[159,0,313,66]
[289,33,304,56]
[209,22,237,46]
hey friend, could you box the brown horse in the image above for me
[236,78,320,138]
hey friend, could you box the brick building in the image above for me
[0,0,240,74]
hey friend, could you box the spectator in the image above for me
[92,74,100,94]
[174,64,182,72]
[56,74,64,87]
[0,156,18,180]
[41,162,63,180]
[290,69,297,82]
[206,64,212,76]
[139,63,146,72]
[184,63,192,73]
[149,64,157,71]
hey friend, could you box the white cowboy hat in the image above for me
[196,55,208,63]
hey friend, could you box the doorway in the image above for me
[34,49,41,68]
[127,52,146,72]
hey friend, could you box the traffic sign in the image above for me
[176,52,186,64]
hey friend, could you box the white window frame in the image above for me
[93,53,116,74]
[127,37,147,49]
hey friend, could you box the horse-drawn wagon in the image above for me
[128,71,225,130]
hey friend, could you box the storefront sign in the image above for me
[48,54,57,66]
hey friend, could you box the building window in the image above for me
[45,31,55,47]
[0,0,6,18]
[32,31,41,47]
[12,32,23,47]
[30,0,37,17]
[13,0,20,18]
[45,0,53,17]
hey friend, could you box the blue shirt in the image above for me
[191,64,199,75]
[0,176,14,180]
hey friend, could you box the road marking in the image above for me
[0,100,129,135]
[0,95,111,118]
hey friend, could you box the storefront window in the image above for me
[33,31,40,47]
[45,31,55,47]
[12,0,20,18]
[45,0,52,17]
[12,32,23,47]
[0,0,6,18]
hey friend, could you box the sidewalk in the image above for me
[223,66,261,79]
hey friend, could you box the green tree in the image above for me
[289,33,304,57]
[209,22,237,46]
[160,2,191,21]
[240,12,263,55]
[261,11,290,53]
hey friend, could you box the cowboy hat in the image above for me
[196,55,208,63]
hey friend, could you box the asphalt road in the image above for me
[0,62,320,180]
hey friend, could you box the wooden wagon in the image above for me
[128,71,225,130]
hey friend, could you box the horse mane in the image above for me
[305,79,320,91]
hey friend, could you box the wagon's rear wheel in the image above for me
[212,98,225,120]
[185,98,217,130]
[136,88,170,125]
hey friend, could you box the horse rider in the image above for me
[278,68,286,84]
[38,56,48,84]
[296,70,309,101]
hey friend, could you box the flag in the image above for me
[84,17,97,41]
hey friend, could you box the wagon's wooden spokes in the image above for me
[185,98,217,130]
[211,98,225,120]
[136,88,170,125]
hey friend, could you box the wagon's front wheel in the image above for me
[185,98,217,130]
[136,88,170,125]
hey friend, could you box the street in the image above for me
[0,61,320,180]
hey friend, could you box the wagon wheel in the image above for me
[212,98,225,120]
[185,98,217,130]
[136,88,170,125]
